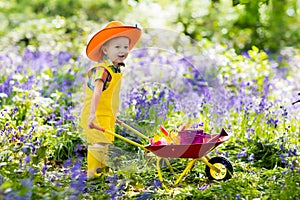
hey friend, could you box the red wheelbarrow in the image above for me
[93,120,233,187]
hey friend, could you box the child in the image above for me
[80,21,142,178]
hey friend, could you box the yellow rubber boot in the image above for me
[87,151,102,178]
[87,144,109,178]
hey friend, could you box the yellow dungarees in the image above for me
[80,60,122,178]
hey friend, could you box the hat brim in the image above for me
[86,26,142,62]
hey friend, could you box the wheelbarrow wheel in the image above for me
[205,156,233,181]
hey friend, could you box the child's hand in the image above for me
[88,114,96,129]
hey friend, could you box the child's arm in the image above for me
[88,80,104,129]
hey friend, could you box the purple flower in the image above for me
[106,174,118,183]
[198,183,209,191]
[11,107,18,115]
[290,161,296,171]
[0,75,14,96]
[241,51,250,58]
[22,146,31,155]
[63,158,72,168]
[247,154,254,162]
[21,178,33,188]
[288,148,297,157]
[25,155,31,164]
[247,128,255,134]
[280,154,287,164]
[28,166,37,176]
[57,51,72,65]
[18,126,22,132]
[237,147,247,158]
[56,129,64,136]
[20,178,33,199]
[153,179,162,189]
[136,192,152,200]
[75,144,83,151]
[267,118,278,128]
[41,164,47,175]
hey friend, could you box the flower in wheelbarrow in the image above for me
[170,130,180,144]
[150,135,167,146]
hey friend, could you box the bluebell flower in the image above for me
[198,183,209,191]
[290,160,296,171]
[63,158,72,168]
[25,155,31,164]
[106,174,118,183]
[41,164,47,175]
[20,178,33,199]
[105,184,118,195]
[21,178,33,188]
[237,147,247,158]
[135,192,152,200]
[57,51,72,65]
[75,144,83,151]
[153,179,162,189]
[267,118,278,128]
[0,76,14,96]
[241,51,250,58]
[18,126,22,133]
[247,128,255,134]
[28,166,37,176]
[11,106,18,115]
[247,154,254,162]
[288,148,297,157]
[132,48,148,58]
[280,154,287,164]
[22,146,31,155]
[56,129,64,136]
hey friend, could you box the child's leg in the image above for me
[87,143,109,178]
[86,116,115,178]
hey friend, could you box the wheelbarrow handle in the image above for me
[91,124,148,151]
[92,124,105,132]
[90,124,105,132]
[116,119,150,140]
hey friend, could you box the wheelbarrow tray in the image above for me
[145,129,229,158]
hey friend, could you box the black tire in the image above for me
[205,156,233,181]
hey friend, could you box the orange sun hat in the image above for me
[86,21,142,62]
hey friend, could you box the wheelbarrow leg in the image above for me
[156,157,164,183]
[164,158,174,174]
[156,157,171,190]
[156,158,174,182]
[174,158,198,186]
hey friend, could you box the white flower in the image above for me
[0,93,8,98]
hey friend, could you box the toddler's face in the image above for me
[103,37,130,65]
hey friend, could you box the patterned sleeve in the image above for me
[87,66,109,90]
[93,66,108,83]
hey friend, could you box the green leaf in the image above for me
[1,181,13,189]
[233,0,240,6]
